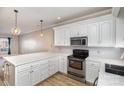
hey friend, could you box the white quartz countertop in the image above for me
[86,57,124,86]
[3,52,70,67]
[98,62,124,86]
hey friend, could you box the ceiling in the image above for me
[0,7,111,34]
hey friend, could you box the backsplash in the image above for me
[52,46,124,59]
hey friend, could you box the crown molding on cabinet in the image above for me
[112,7,121,17]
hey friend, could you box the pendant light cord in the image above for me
[40,20,43,33]
[14,10,18,28]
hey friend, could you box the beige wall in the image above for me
[0,33,19,54]
[19,29,54,54]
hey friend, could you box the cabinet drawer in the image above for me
[17,64,31,72]
[86,60,100,66]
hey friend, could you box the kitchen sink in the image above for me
[105,64,124,76]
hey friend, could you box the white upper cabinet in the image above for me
[116,8,124,47]
[70,23,88,37]
[88,23,99,47]
[53,14,115,47]
[54,28,65,46]
[99,20,115,47]
[88,16,115,47]
[78,24,88,36]
[54,27,70,46]
[64,28,71,46]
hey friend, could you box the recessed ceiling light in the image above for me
[57,17,61,20]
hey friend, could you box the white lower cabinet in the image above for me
[41,69,49,81]
[40,61,49,81]
[48,57,59,76]
[59,56,68,74]
[86,60,101,84]
[16,57,60,86]
[17,69,31,86]
[16,64,41,86]
[31,66,41,85]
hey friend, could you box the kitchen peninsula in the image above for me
[3,52,69,86]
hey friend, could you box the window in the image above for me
[0,38,9,54]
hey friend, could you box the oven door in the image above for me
[69,59,83,70]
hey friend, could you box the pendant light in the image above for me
[11,10,21,36]
[40,20,43,37]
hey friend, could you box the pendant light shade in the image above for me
[11,27,21,36]
[40,20,43,37]
[11,10,21,36]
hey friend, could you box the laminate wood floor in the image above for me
[0,73,88,86]
[36,73,88,86]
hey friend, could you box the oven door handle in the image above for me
[68,71,85,78]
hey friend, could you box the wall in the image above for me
[0,33,19,55]
[19,29,54,54]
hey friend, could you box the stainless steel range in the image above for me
[67,49,89,82]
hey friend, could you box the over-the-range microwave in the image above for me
[70,36,88,46]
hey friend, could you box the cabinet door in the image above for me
[70,23,88,37]
[48,57,59,76]
[54,28,65,46]
[41,69,49,81]
[31,67,40,85]
[64,29,71,46]
[63,57,68,74]
[88,23,99,47]
[59,56,68,74]
[54,58,59,73]
[86,60,100,84]
[78,24,88,36]
[70,26,78,37]
[116,12,124,47]
[17,70,31,86]
[99,20,115,47]
[40,60,49,81]
[54,29,60,46]
[59,59,63,73]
